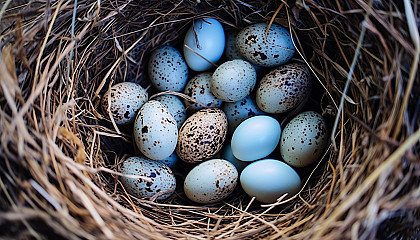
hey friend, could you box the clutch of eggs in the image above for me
[111,18,330,204]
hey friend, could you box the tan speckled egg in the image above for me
[176,108,227,163]
[134,100,178,160]
[102,82,148,125]
[119,156,176,200]
[256,63,311,114]
[280,111,328,167]
[184,159,238,204]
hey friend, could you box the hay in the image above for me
[0,0,419,239]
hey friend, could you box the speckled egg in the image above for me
[280,111,328,167]
[176,108,227,163]
[211,59,257,102]
[154,95,187,129]
[148,46,188,92]
[134,100,178,160]
[102,82,148,125]
[183,72,223,112]
[158,152,179,167]
[224,30,244,60]
[222,95,265,133]
[236,23,295,67]
[119,156,176,200]
[183,18,225,72]
[256,63,311,114]
[184,159,238,204]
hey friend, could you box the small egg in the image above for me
[183,18,225,71]
[183,72,223,112]
[176,108,227,163]
[231,116,281,161]
[222,95,264,133]
[102,82,148,125]
[224,30,244,60]
[158,152,179,167]
[211,59,257,102]
[184,159,238,204]
[154,95,187,129]
[134,100,178,160]
[221,143,249,173]
[119,156,176,200]
[280,111,328,167]
[236,23,295,67]
[148,46,188,92]
[240,159,301,203]
[256,63,311,114]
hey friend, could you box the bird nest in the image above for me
[0,0,419,239]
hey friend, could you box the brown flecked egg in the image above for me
[236,23,295,67]
[119,156,176,200]
[176,108,227,163]
[256,63,311,114]
[102,82,148,125]
[280,111,328,167]
[184,159,238,204]
[183,72,223,112]
[134,100,178,160]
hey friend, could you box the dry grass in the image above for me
[0,0,419,239]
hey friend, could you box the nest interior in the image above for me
[0,0,419,239]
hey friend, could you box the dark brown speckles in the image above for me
[176,108,227,163]
[183,72,222,112]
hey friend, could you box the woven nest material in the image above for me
[0,0,419,239]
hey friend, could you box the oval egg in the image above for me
[236,23,295,67]
[154,94,187,129]
[134,100,178,160]
[211,59,257,102]
[102,82,148,125]
[184,159,238,204]
[231,116,281,161]
[280,111,328,167]
[148,46,188,92]
[119,156,176,200]
[256,63,311,114]
[222,95,264,133]
[183,72,223,112]
[176,108,227,163]
[240,159,301,203]
[183,18,225,72]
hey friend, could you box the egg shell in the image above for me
[119,156,176,200]
[221,143,249,173]
[280,111,328,167]
[154,95,187,129]
[148,46,188,92]
[231,116,281,161]
[158,152,179,167]
[256,63,311,114]
[183,72,223,112]
[240,159,301,203]
[224,30,244,60]
[176,108,227,163]
[236,23,295,67]
[222,95,265,133]
[183,18,225,72]
[184,159,238,204]
[134,100,178,160]
[211,59,257,102]
[102,82,148,125]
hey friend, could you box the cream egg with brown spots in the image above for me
[134,100,178,160]
[280,111,328,167]
[176,108,227,163]
[119,156,176,200]
[102,82,148,125]
[184,159,238,204]
[256,63,311,114]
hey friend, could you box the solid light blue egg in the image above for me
[231,116,281,161]
[240,159,301,203]
[159,152,179,167]
[221,143,250,173]
[183,18,225,72]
